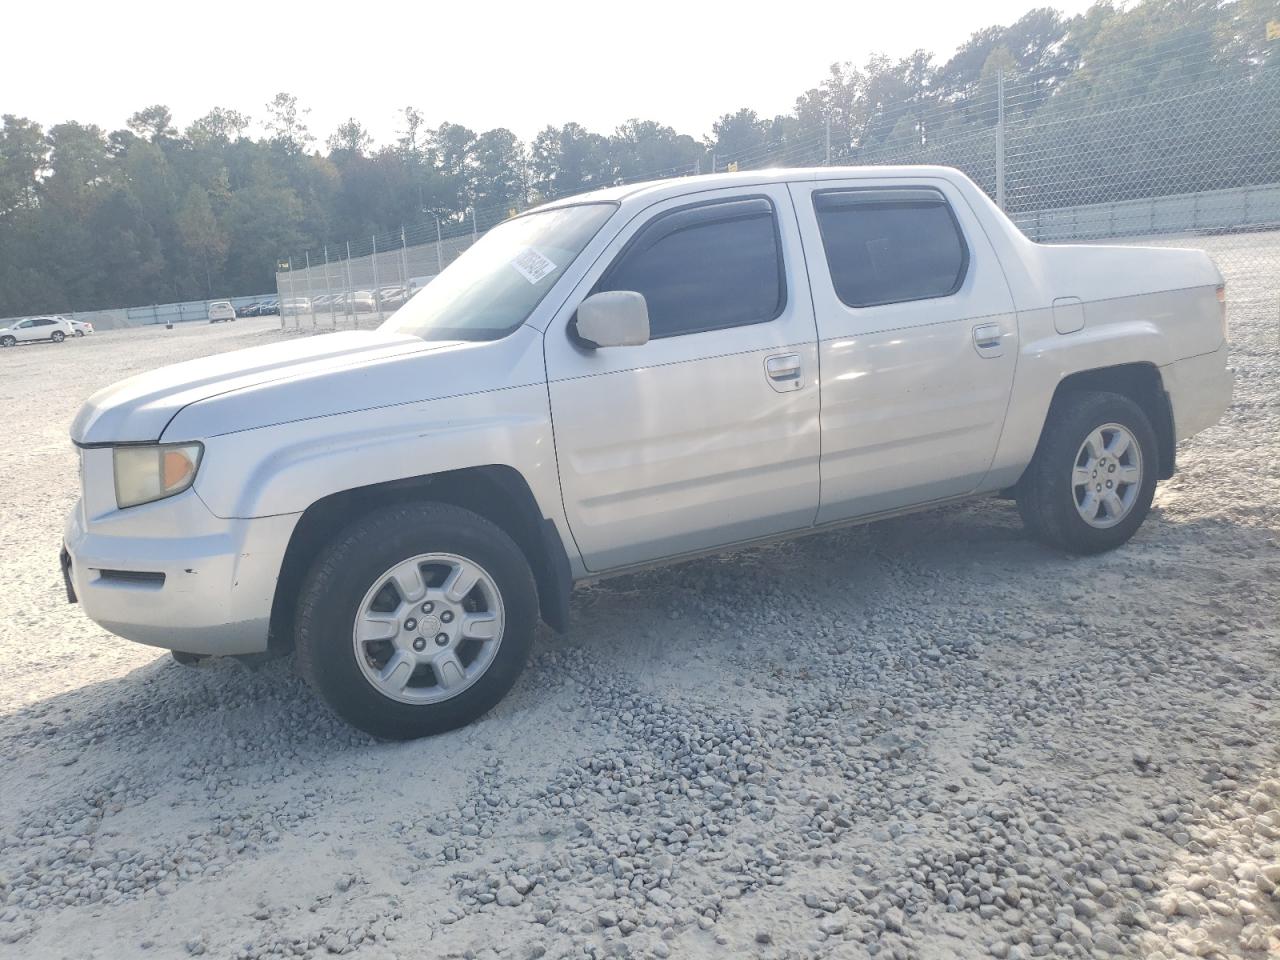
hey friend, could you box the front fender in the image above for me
[190,384,566,527]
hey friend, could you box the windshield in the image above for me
[381,202,617,341]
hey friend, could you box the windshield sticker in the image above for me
[509,247,557,284]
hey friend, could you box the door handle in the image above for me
[765,353,802,392]
[972,323,1005,358]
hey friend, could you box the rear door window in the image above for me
[813,189,968,308]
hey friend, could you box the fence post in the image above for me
[825,114,831,165]
[303,251,316,327]
[323,245,334,327]
[283,258,292,328]
[371,235,382,321]
[434,216,444,273]
[401,226,409,288]
[995,70,1006,210]
[345,242,355,325]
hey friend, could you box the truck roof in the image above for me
[537,165,969,211]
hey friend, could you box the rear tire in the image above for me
[51,331,65,343]
[1016,391,1158,555]
[74,330,84,338]
[295,502,537,739]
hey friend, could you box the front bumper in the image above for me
[63,488,300,656]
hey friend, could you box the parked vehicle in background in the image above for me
[61,166,1233,740]
[349,290,377,313]
[281,297,311,316]
[236,303,260,318]
[258,299,280,316]
[208,301,236,323]
[378,286,408,309]
[406,276,435,297]
[1,315,74,346]
[70,319,95,336]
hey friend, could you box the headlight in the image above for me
[113,443,203,509]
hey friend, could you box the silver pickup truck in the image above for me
[62,166,1233,738]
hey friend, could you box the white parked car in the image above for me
[62,166,1233,739]
[0,315,74,346]
[70,319,94,337]
[208,301,236,323]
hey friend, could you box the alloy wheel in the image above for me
[351,553,505,704]
[1072,423,1143,529]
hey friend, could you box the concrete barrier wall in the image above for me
[1012,183,1280,242]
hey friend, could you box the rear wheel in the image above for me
[51,330,65,343]
[295,502,537,739]
[74,330,84,337]
[1016,391,1158,554]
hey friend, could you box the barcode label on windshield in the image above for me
[509,247,557,284]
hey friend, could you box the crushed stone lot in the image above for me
[1,239,1278,960]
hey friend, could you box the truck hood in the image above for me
[71,330,459,444]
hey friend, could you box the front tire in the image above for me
[1016,391,1158,555]
[0,336,15,347]
[295,503,537,739]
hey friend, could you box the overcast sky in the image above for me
[13,0,1096,145]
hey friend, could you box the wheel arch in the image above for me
[268,465,572,653]
[1042,362,1176,480]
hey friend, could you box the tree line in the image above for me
[0,0,1274,317]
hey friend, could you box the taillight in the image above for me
[1216,284,1228,341]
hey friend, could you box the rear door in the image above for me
[544,185,821,572]
[789,178,1018,523]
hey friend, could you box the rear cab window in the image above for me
[812,188,968,308]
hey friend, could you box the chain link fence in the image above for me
[277,52,1280,337]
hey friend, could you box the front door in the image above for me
[788,178,1019,523]
[544,185,821,572]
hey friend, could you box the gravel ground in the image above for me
[1,235,1277,960]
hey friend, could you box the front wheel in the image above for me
[1016,391,1158,555]
[0,335,15,348]
[51,331,65,342]
[295,502,537,739]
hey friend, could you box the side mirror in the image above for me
[574,291,650,348]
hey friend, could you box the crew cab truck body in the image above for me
[63,166,1232,738]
